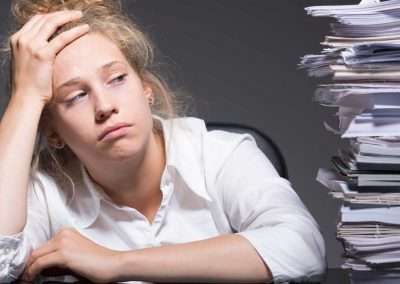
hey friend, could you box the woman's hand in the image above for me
[21,228,122,282]
[10,10,89,104]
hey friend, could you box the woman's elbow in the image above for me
[290,220,327,278]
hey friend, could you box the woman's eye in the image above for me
[110,74,127,84]
[66,92,87,105]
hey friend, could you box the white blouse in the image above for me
[0,116,326,283]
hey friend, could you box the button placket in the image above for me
[140,221,158,247]
[153,182,174,236]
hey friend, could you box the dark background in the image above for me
[0,0,354,268]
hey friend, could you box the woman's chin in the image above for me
[102,140,143,161]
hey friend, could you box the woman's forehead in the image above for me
[53,32,127,84]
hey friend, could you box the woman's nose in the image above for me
[94,96,118,121]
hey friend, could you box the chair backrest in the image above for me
[206,121,289,179]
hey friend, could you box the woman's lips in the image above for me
[98,123,132,141]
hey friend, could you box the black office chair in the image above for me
[206,121,289,179]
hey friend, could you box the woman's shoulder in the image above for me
[167,116,258,173]
[165,116,254,144]
[25,169,61,209]
[29,168,59,190]
[28,165,76,204]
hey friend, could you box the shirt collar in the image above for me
[70,115,211,229]
[155,115,211,202]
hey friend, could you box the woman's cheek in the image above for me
[119,91,147,109]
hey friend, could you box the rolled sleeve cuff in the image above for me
[236,227,326,284]
[0,231,29,282]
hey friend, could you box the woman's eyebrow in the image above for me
[55,60,126,93]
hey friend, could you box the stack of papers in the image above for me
[300,0,400,138]
[301,45,400,137]
[302,0,400,280]
[306,0,400,47]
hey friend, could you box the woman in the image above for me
[0,0,326,282]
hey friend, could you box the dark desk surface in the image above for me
[321,268,350,284]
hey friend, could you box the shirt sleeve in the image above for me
[0,173,51,282]
[214,133,326,283]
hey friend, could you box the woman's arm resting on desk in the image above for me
[22,219,323,283]
[22,228,271,283]
[117,233,272,283]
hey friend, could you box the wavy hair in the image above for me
[0,0,191,194]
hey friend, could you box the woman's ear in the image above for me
[143,83,154,106]
[40,108,65,149]
[143,83,153,99]
[45,127,65,149]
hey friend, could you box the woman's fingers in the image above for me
[10,14,43,47]
[19,10,84,52]
[10,9,88,104]
[47,23,90,56]
[36,12,91,58]
[33,10,84,43]
[16,14,43,36]
[23,251,64,281]
[28,241,57,266]
[20,14,51,45]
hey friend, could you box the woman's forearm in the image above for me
[116,234,272,283]
[0,93,45,235]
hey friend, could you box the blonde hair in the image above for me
[0,0,192,192]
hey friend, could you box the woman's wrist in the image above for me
[113,250,139,282]
[10,90,47,112]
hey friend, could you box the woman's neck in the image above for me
[83,129,166,218]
